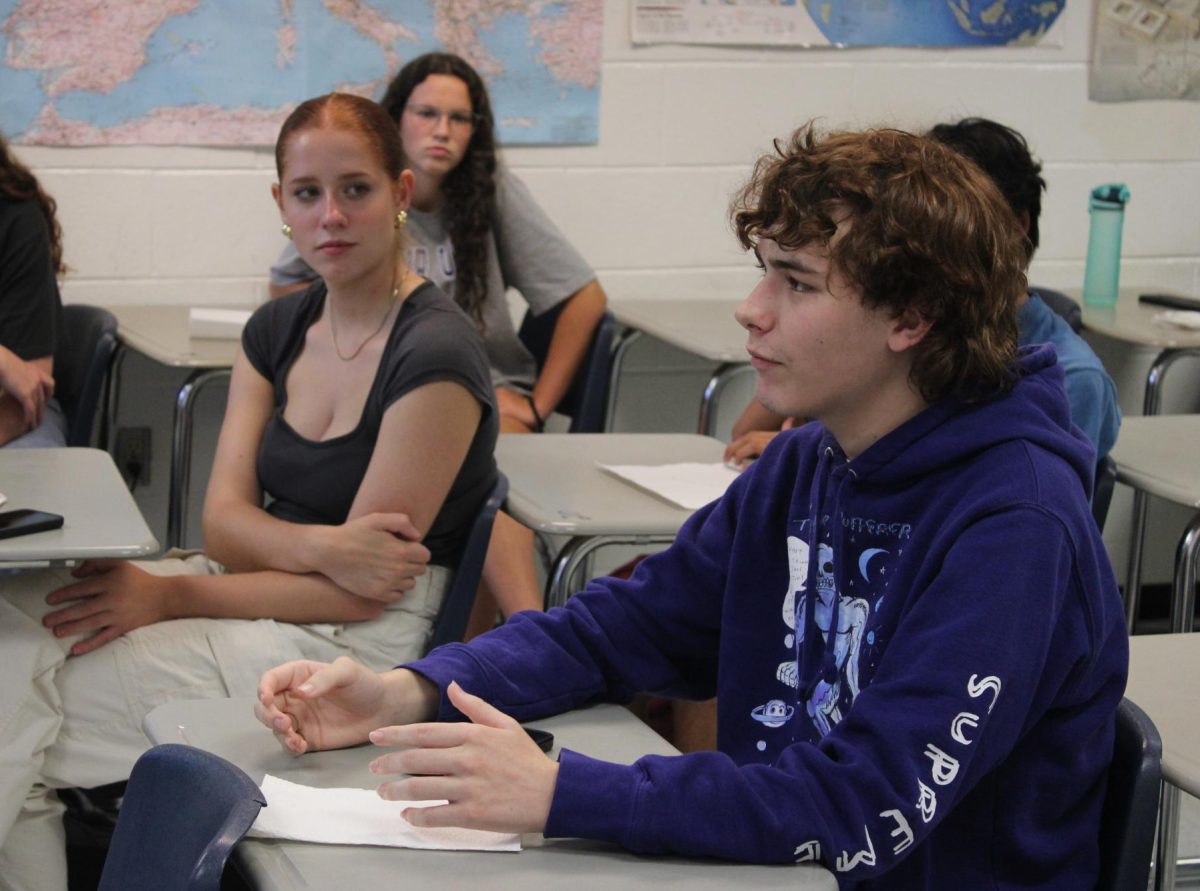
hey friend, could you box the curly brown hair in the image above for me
[732,124,1026,404]
[0,132,65,275]
[381,53,497,325]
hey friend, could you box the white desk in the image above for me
[0,448,158,563]
[1072,287,1200,629]
[608,298,750,435]
[108,305,245,549]
[143,698,836,891]
[1126,634,1200,890]
[496,433,728,607]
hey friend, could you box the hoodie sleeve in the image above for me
[544,505,1123,876]
[404,469,747,721]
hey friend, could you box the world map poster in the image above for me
[0,0,602,146]
[633,0,1066,48]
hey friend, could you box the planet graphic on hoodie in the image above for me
[751,699,796,728]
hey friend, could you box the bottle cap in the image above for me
[1089,183,1130,209]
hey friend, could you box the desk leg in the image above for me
[1170,513,1200,634]
[546,535,674,610]
[604,328,642,432]
[1155,783,1180,891]
[1123,348,1200,631]
[167,368,232,550]
[698,363,754,437]
[1125,490,1149,633]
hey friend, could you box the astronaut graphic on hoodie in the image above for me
[777,536,869,737]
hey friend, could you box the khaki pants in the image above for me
[0,556,447,891]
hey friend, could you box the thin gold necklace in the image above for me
[330,281,400,362]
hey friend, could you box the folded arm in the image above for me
[202,349,480,600]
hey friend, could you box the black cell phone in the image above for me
[0,509,64,540]
[525,727,554,753]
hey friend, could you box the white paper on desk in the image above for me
[188,307,252,339]
[1153,310,1200,331]
[599,461,739,510]
[250,774,520,852]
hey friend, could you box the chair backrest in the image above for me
[98,743,265,891]
[1092,454,1117,532]
[1031,286,1083,334]
[424,472,508,652]
[54,304,119,447]
[1096,698,1162,891]
[518,305,615,433]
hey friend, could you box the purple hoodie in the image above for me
[407,344,1128,889]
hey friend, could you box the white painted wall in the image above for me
[12,2,1200,587]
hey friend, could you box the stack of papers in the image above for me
[251,774,521,852]
[188,307,253,339]
[599,461,739,510]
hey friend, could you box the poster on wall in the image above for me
[632,0,1067,48]
[1089,0,1200,100]
[0,0,602,147]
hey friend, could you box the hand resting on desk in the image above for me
[256,660,558,835]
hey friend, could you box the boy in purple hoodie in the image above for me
[256,125,1128,889]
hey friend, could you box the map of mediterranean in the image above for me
[0,0,602,146]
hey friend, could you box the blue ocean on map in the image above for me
[0,0,598,145]
[807,0,1064,46]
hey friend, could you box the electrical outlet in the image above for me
[114,427,152,488]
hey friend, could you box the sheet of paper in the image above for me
[188,307,252,339]
[1153,310,1200,331]
[250,775,520,852]
[599,461,739,510]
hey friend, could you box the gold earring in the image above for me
[395,211,408,229]
[281,223,293,239]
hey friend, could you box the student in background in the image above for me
[929,117,1121,460]
[0,133,65,448]
[0,93,498,890]
[256,125,1127,888]
[271,52,607,637]
[725,116,1121,471]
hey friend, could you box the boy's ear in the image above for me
[888,306,932,354]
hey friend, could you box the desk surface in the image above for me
[144,698,836,890]
[110,304,247,368]
[1109,415,1200,508]
[610,298,746,363]
[1127,634,1200,798]
[1069,288,1200,350]
[0,448,158,562]
[496,433,727,536]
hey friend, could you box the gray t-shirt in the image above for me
[270,168,595,388]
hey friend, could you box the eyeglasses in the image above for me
[404,104,478,130]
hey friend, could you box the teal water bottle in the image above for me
[1082,183,1130,308]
